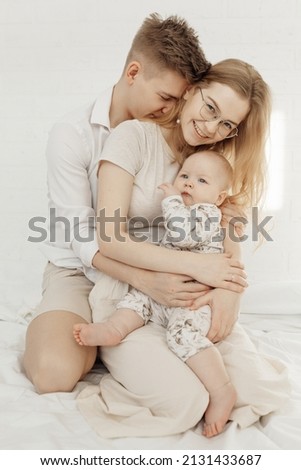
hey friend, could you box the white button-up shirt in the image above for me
[40,87,113,274]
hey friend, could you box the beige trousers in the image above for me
[77,321,207,438]
[76,280,290,438]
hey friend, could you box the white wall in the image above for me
[1,0,300,310]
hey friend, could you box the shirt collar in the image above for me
[90,86,114,130]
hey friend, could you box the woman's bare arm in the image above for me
[96,161,247,292]
[92,251,208,307]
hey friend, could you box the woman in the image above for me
[76,59,290,438]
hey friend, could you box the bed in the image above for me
[0,279,300,452]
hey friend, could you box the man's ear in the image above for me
[126,61,141,84]
[216,191,228,206]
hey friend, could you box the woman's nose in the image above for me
[204,120,219,136]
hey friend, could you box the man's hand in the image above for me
[190,288,241,342]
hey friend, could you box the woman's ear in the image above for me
[183,85,194,100]
[126,61,141,84]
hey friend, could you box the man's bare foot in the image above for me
[202,382,237,438]
[73,322,123,347]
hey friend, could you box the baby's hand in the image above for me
[158,182,180,198]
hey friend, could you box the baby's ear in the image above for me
[216,191,228,206]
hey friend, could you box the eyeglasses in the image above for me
[198,88,238,139]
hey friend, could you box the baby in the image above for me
[74,150,237,437]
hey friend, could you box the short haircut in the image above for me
[124,13,210,83]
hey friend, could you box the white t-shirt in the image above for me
[99,119,180,245]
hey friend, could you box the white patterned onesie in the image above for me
[117,195,224,362]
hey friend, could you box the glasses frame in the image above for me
[198,87,239,139]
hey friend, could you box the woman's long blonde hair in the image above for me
[155,58,271,209]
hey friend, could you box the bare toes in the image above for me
[203,423,217,438]
[74,335,84,346]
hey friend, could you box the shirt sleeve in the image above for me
[46,122,99,268]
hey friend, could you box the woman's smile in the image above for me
[193,120,208,140]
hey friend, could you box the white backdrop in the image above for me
[1,0,300,312]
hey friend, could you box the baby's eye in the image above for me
[180,174,188,179]
[198,178,207,184]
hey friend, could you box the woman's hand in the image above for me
[136,271,211,308]
[191,253,248,292]
[190,288,241,342]
[220,201,248,238]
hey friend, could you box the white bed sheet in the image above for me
[0,303,300,450]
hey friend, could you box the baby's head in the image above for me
[174,150,233,206]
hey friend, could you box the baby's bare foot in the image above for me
[203,382,237,438]
[73,322,123,347]
[73,323,98,346]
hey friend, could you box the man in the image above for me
[24,13,210,394]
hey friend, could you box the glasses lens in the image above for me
[200,103,218,121]
[198,89,238,139]
[199,89,219,122]
[218,124,238,139]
